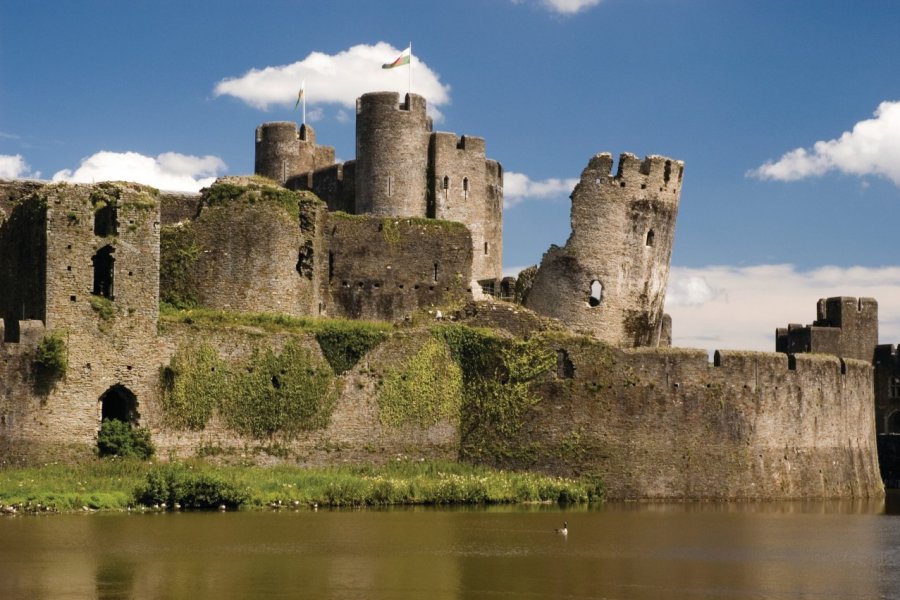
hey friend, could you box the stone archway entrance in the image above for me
[99,384,139,424]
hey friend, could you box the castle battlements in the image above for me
[776,296,877,363]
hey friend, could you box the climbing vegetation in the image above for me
[377,338,463,428]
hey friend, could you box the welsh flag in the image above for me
[294,81,305,110]
[382,46,411,69]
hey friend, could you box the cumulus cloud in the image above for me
[213,43,451,121]
[750,100,900,186]
[0,154,40,179]
[52,151,226,192]
[503,171,578,208]
[665,264,900,353]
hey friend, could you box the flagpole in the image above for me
[302,80,306,125]
[408,42,412,97]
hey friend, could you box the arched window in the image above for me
[589,280,603,307]
[92,245,115,299]
[888,410,900,434]
[646,229,655,247]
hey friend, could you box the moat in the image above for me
[4,498,900,600]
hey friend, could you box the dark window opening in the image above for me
[890,377,900,400]
[462,177,469,192]
[442,176,449,190]
[589,280,603,307]
[328,251,334,282]
[94,204,118,237]
[100,384,139,424]
[92,245,115,299]
[646,230,655,247]
[678,165,684,181]
[484,242,489,255]
[664,160,672,184]
[3,318,20,343]
[433,262,438,282]
[556,349,575,379]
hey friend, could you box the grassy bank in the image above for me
[0,459,602,514]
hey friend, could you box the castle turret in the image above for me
[355,92,430,217]
[525,152,684,347]
[255,122,335,184]
[429,133,503,283]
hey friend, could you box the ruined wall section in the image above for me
[325,213,472,321]
[255,122,336,185]
[429,133,503,283]
[525,153,683,347]
[355,92,430,217]
[287,160,357,214]
[0,182,169,459]
[477,343,881,500]
[161,181,327,317]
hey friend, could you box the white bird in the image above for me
[556,521,568,535]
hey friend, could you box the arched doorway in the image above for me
[99,384,139,424]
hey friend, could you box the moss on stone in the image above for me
[159,226,201,308]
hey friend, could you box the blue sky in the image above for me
[3,0,900,350]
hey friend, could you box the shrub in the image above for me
[96,419,155,459]
[135,464,249,509]
[32,331,67,392]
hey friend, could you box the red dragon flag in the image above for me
[382,45,411,69]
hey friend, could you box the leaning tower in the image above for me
[354,92,431,217]
[525,153,684,347]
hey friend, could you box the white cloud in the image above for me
[665,264,900,353]
[512,0,602,13]
[503,171,578,208]
[540,0,602,14]
[52,151,226,192]
[213,42,451,121]
[750,100,900,186]
[0,154,40,179]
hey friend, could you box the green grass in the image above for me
[0,459,602,513]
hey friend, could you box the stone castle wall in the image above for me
[481,344,881,500]
[325,214,472,321]
[526,153,683,347]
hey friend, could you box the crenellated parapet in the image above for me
[525,152,684,347]
[776,297,878,363]
[255,122,336,184]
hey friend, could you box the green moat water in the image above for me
[3,497,900,600]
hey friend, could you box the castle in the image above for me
[0,92,883,500]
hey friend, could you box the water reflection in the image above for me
[1,499,899,600]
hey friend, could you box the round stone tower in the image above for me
[255,122,334,184]
[525,152,684,348]
[355,92,430,217]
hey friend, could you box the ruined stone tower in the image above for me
[525,152,684,347]
[354,92,431,217]
[255,122,335,184]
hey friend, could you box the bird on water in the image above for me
[556,521,568,535]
